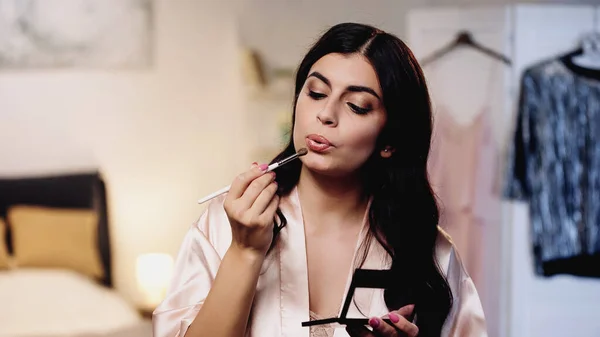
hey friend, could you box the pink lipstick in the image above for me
[306,134,332,153]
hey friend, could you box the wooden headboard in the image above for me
[0,172,112,287]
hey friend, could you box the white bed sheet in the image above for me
[0,269,143,337]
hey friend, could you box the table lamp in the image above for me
[136,253,174,308]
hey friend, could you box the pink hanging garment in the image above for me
[426,65,500,293]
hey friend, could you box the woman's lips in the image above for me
[306,134,332,153]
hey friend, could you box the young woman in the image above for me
[152,23,487,337]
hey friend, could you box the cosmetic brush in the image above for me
[197,148,308,204]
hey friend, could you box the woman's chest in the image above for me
[246,230,391,337]
[306,233,359,317]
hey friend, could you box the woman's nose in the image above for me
[316,102,338,127]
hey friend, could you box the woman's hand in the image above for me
[345,305,418,337]
[223,163,279,258]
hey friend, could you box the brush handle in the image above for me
[196,148,309,205]
[196,162,281,205]
[197,185,231,204]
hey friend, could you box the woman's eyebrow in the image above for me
[347,85,380,100]
[308,71,381,101]
[308,71,330,86]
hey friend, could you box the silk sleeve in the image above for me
[436,230,488,337]
[152,203,226,337]
[443,277,488,337]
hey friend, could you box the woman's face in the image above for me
[293,52,388,177]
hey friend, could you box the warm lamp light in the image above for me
[136,253,174,307]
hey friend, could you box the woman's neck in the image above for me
[296,165,369,233]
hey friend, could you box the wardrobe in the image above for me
[407,4,600,337]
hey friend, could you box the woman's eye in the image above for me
[347,102,372,115]
[308,90,327,100]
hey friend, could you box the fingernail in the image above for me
[251,162,258,168]
[259,164,268,171]
[389,312,400,323]
[368,317,380,328]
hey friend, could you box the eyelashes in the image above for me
[308,90,327,100]
[307,90,373,115]
[347,102,371,115]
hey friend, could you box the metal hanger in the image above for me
[420,30,511,67]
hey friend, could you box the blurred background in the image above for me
[0,0,599,336]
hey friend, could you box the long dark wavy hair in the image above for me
[268,22,453,336]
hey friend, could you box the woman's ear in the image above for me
[380,145,396,158]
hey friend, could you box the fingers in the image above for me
[368,317,398,337]
[224,163,279,230]
[387,309,418,337]
[345,325,375,337]
[228,163,269,200]
[258,192,280,222]
[396,304,415,320]
[365,304,417,337]
[240,171,275,209]
[248,178,278,214]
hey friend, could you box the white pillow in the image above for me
[0,269,142,336]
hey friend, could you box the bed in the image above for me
[0,172,151,337]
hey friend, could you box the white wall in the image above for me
[0,0,247,305]
[237,0,600,73]
[237,0,413,72]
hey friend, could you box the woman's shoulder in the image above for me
[433,226,471,282]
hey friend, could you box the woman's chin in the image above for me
[301,157,349,177]
[301,158,335,175]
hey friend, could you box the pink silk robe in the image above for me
[152,187,488,337]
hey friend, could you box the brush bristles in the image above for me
[297,148,308,156]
